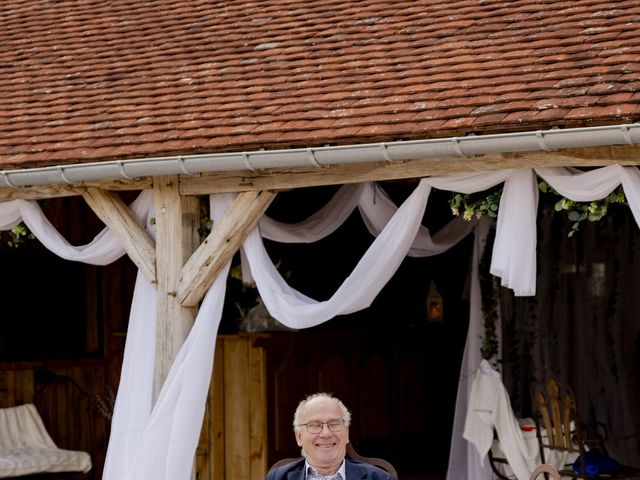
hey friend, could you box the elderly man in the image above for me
[267,393,395,480]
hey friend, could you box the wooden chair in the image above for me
[268,443,398,479]
[529,464,561,480]
[530,370,640,480]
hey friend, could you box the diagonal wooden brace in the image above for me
[81,187,156,284]
[177,189,276,307]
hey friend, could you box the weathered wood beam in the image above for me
[176,190,276,307]
[0,178,151,201]
[179,145,640,194]
[81,187,157,284]
[0,145,638,201]
[153,175,201,399]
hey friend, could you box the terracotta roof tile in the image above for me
[440,117,477,129]
[1,0,640,167]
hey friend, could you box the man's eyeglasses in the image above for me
[297,419,345,434]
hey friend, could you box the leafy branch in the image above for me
[449,190,501,221]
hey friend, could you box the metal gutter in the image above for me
[1,123,639,188]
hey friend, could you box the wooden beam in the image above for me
[176,190,276,307]
[0,178,151,202]
[153,175,201,398]
[179,145,640,194]
[0,145,638,201]
[81,187,157,284]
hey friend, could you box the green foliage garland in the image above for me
[540,181,627,237]
[449,179,627,237]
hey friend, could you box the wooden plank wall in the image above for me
[196,335,267,480]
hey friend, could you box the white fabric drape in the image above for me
[0,191,153,263]
[2,165,640,479]
[446,219,493,480]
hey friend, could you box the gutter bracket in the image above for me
[1,171,17,188]
[380,143,394,162]
[117,160,135,180]
[535,131,552,151]
[242,153,256,171]
[57,166,74,184]
[451,138,468,157]
[621,125,635,145]
[306,148,322,168]
[177,156,200,176]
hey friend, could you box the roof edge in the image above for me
[2,124,640,189]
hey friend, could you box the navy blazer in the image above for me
[266,458,395,480]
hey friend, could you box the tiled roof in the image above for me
[1,0,640,168]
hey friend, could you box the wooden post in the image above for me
[152,175,201,399]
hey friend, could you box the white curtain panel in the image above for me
[446,219,494,480]
[2,166,640,480]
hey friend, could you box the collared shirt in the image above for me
[304,459,346,480]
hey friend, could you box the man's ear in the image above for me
[295,429,303,446]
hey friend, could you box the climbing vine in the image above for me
[479,227,500,365]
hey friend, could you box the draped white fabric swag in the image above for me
[1,165,639,480]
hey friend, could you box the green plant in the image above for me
[539,181,627,237]
[449,190,501,221]
[449,179,627,237]
[3,223,35,247]
[198,216,213,237]
[479,227,500,365]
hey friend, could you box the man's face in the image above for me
[295,397,349,474]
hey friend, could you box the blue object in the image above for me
[572,448,621,476]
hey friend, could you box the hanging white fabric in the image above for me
[446,219,494,480]
[0,191,153,263]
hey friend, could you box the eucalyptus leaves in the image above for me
[449,190,501,221]
[449,180,627,237]
[541,182,627,237]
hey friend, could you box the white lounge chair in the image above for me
[0,403,91,478]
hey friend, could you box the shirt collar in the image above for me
[304,459,346,479]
